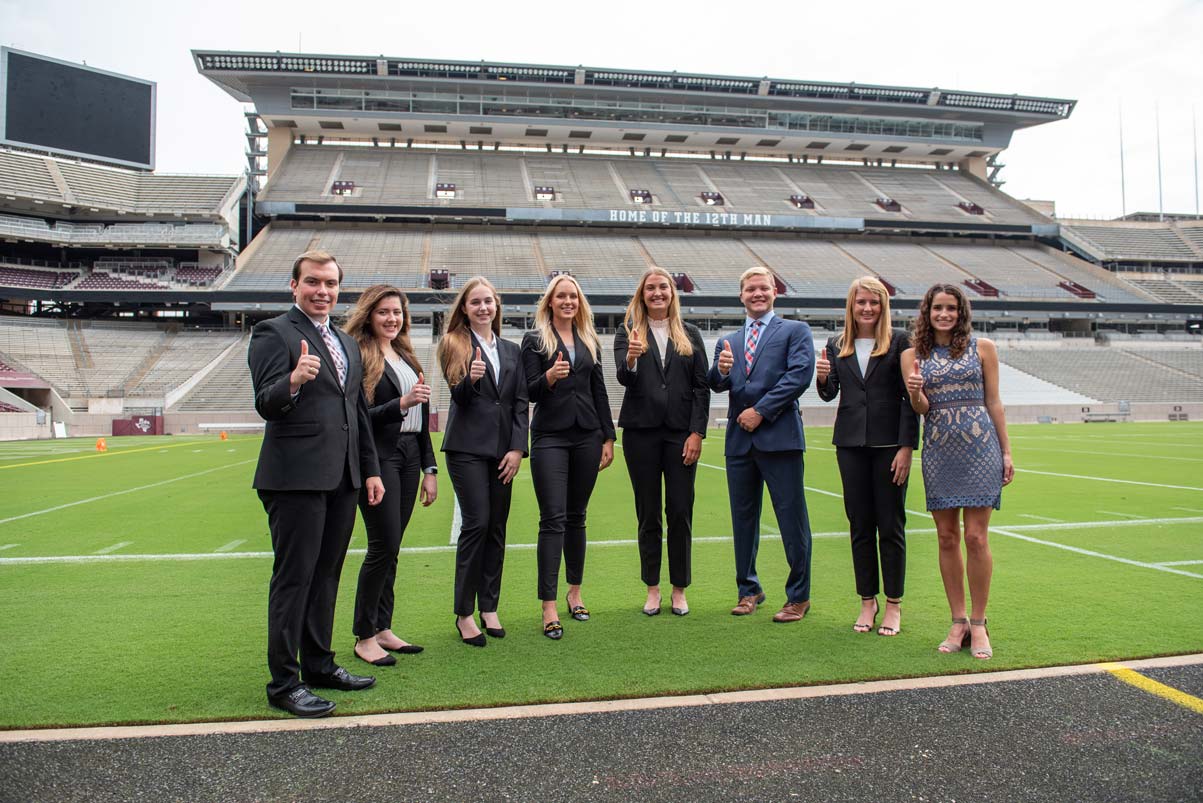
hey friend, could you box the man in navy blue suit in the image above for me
[709,266,815,622]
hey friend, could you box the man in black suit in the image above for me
[249,250,385,717]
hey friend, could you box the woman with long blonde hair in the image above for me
[436,277,528,647]
[343,285,436,665]
[614,267,709,616]
[520,273,615,639]
[815,276,917,638]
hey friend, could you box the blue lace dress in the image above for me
[919,338,1003,510]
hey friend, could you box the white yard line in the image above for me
[1012,447,1203,463]
[1157,560,1203,566]
[1096,509,1143,519]
[1172,507,1203,514]
[1017,513,1064,523]
[94,541,132,555]
[992,527,1203,580]
[1016,468,1203,492]
[449,495,462,545]
[0,459,257,526]
[698,458,926,516]
[0,543,17,551]
[214,540,246,552]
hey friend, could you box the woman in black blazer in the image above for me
[521,274,615,640]
[344,285,437,666]
[437,276,529,647]
[614,267,710,617]
[815,277,918,637]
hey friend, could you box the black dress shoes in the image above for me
[304,666,376,691]
[268,686,336,718]
[480,615,506,638]
[389,644,424,654]
[543,620,563,640]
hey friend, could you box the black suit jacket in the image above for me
[365,357,436,470]
[816,327,918,449]
[521,327,616,440]
[613,322,709,434]
[442,334,530,459]
[249,306,380,491]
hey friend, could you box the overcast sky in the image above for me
[2,0,1200,220]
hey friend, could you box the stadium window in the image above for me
[378,123,403,131]
[929,148,952,156]
[716,137,740,145]
[469,126,493,135]
[424,124,448,133]
[757,139,781,147]
[883,145,906,153]
[806,141,829,149]
[844,143,868,151]
[318,121,345,130]
[568,131,592,138]
[525,128,549,137]
[665,135,688,143]
[622,133,646,141]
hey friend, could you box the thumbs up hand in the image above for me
[546,350,570,386]
[905,354,925,395]
[469,347,487,382]
[717,339,734,376]
[289,339,322,393]
[815,348,831,385]
[626,327,646,368]
[402,369,432,409]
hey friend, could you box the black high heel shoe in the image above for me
[479,614,506,639]
[455,616,486,647]
[543,620,563,640]
[566,595,590,622]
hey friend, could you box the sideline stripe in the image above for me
[1006,444,1203,463]
[214,540,246,553]
[2,654,1198,743]
[0,459,257,526]
[993,527,1203,580]
[1016,468,1203,492]
[0,438,250,470]
[1158,560,1203,566]
[0,544,17,551]
[1096,509,1142,519]
[1100,662,1203,715]
[94,541,131,555]
[449,494,462,546]
[0,532,853,566]
[1173,506,1203,514]
[1017,513,1063,523]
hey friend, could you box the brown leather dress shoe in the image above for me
[772,600,811,623]
[731,592,766,616]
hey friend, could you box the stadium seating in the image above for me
[1116,274,1203,305]
[0,214,226,248]
[257,146,1048,225]
[0,263,80,289]
[0,150,239,216]
[996,344,1203,403]
[171,336,254,412]
[1061,222,1199,262]
[125,331,242,396]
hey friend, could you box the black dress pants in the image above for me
[353,433,421,638]
[835,446,907,599]
[447,450,513,616]
[531,426,602,601]
[259,465,358,698]
[622,427,695,588]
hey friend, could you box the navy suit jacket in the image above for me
[707,316,814,457]
[249,306,380,491]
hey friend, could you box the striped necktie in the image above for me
[318,323,347,388]
[745,319,761,375]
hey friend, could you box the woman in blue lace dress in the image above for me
[901,284,1013,660]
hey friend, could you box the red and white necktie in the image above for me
[745,320,761,376]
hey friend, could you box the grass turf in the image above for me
[0,423,1200,728]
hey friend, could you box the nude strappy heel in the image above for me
[937,617,970,653]
[969,618,992,660]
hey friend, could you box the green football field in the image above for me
[0,422,1200,729]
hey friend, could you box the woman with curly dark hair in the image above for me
[344,285,436,665]
[901,283,1013,661]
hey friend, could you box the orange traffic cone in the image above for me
[220,431,228,441]
[95,437,107,452]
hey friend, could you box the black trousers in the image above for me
[531,426,603,601]
[447,451,513,616]
[835,446,908,599]
[259,466,358,698]
[353,433,421,638]
[622,427,695,588]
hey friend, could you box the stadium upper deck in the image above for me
[195,51,1074,173]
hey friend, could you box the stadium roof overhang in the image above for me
[195,51,1075,165]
